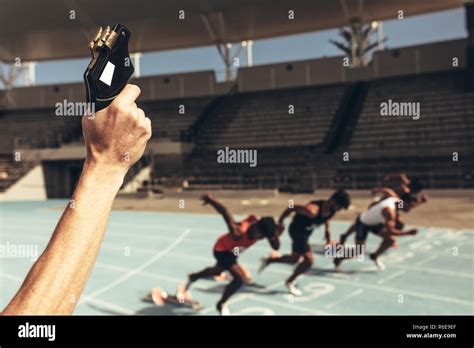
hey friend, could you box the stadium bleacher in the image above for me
[193,84,345,147]
[178,70,474,190]
[0,107,82,149]
[141,96,214,141]
[337,70,474,188]
[348,71,473,156]
[0,154,36,192]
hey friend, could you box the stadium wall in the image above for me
[16,147,85,197]
[0,164,47,201]
[42,160,83,198]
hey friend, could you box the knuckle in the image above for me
[137,122,147,131]
[146,127,152,139]
[109,101,123,114]
[132,117,141,127]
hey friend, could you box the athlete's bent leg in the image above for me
[339,222,357,245]
[217,264,245,314]
[371,235,396,259]
[186,265,224,291]
[334,240,366,268]
[287,251,313,284]
[267,253,300,265]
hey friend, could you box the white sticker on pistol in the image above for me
[99,61,115,86]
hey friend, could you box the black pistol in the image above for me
[84,24,134,112]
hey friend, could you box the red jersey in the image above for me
[213,214,258,253]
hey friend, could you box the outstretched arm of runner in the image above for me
[278,203,319,224]
[339,221,357,245]
[410,193,429,209]
[381,208,418,237]
[267,236,281,250]
[371,187,398,197]
[2,85,151,315]
[383,173,410,185]
[201,194,237,235]
[324,221,331,244]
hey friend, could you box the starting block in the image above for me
[142,285,204,311]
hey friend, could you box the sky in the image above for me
[9,8,470,86]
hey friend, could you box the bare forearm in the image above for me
[2,84,151,315]
[281,205,315,221]
[278,208,292,224]
[391,230,412,236]
[2,162,124,315]
[324,228,331,242]
[384,226,406,236]
[207,197,227,215]
[372,187,397,197]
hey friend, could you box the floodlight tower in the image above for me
[330,17,387,67]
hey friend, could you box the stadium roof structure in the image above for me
[0,0,465,62]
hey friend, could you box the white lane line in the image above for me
[0,216,254,237]
[0,225,276,253]
[414,254,439,266]
[324,289,364,309]
[376,270,407,285]
[199,280,329,316]
[95,261,319,316]
[320,275,474,307]
[2,229,473,310]
[390,264,474,279]
[165,253,474,308]
[3,231,473,281]
[93,262,184,284]
[3,224,473,261]
[0,271,139,317]
[197,258,473,308]
[5,216,473,246]
[413,245,464,267]
[200,281,286,315]
[251,295,328,315]
[3,217,474,251]
[93,262,218,291]
[80,228,191,303]
[158,250,474,283]
[0,218,191,235]
[200,295,250,315]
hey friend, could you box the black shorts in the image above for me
[213,250,237,270]
[355,217,382,242]
[289,226,312,255]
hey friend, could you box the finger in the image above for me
[137,108,146,122]
[142,116,152,139]
[117,84,141,105]
[144,116,152,133]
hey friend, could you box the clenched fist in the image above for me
[82,84,152,178]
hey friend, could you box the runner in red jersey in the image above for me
[184,193,281,315]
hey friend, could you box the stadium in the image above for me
[0,0,473,321]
